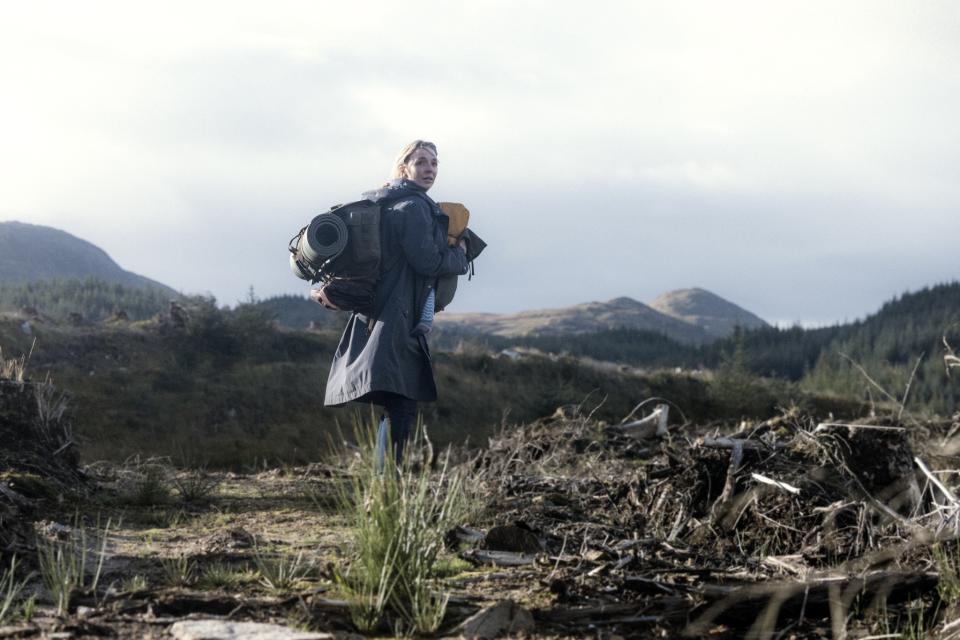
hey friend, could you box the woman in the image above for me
[315,140,469,464]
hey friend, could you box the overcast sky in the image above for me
[1,1,958,325]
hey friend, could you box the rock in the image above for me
[454,600,535,639]
[169,620,332,640]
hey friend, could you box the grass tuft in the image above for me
[934,542,960,603]
[334,416,473,634]
[198,561,255,590]
[118,458,172,506]
[36,520,110,615]
[0,556,31,625]
[172,469,220,503]
[160,554,195,587]
[254,549,311,593]
[121,574,148,592]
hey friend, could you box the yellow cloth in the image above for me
[439,202,470,246]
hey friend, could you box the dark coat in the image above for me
[323,180,469,407]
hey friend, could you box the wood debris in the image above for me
[460,405,960,637]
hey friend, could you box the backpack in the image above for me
[289,198,485,315]
[289,200,383,314]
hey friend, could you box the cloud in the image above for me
[1,1,959,322]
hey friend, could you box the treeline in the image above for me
[802,282,960,414]
[16,282,950,467]
[253,293,344,332]
[0,278,175,322]
[13,278,957,417]
[432,323,847,380]
[8,297,812,468]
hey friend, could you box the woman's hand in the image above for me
[458,238,468,253]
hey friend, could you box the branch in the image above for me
[838,352,899,405]
[899,352,925,420]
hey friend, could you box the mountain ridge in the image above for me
[0,221,767,342]
[435,289,766,344]
[650,287,769,339]
[0,220,176,295]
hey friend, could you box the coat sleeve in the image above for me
[399,200,469,277]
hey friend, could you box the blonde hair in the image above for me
[390,140,438,180]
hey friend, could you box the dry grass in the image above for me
[0,342,32,382]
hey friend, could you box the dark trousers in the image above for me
[377,393,417,466]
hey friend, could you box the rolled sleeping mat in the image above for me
[289,252,317,281]
[302,213,348,265]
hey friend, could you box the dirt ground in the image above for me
[5,404,960,639]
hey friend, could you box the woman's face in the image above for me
[402,148,438,191]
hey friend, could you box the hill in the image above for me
[436,296,714,344]
[263,288,768,345]
[0,221,176,295]
[650,287,769,339]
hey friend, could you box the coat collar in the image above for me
[362,179,438,211]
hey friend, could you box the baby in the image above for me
[412,288,437,336]
[411,202,470,337]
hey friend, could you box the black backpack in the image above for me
[289,198,486,315]
[289,200,383,314]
